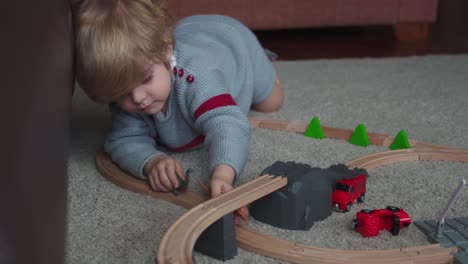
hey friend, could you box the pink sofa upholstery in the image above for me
[168,0,439,40]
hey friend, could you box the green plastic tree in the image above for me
[349,124,370,147]
[389,130,411,150]
[304,116,324,139]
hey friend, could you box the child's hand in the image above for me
[210,165,249,225]
[144,155,185,192]
[210,164,235,198]
[210,176,234,198]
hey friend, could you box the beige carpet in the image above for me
[67,55,468,264]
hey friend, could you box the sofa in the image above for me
[168,0,439,41]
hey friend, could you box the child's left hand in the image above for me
[210,174,234,197]
[210,164,249,224]
[210,164,235,198]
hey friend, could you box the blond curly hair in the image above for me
[74,0,174,104]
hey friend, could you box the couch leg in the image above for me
[393,23,429,41]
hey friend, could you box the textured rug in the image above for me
[67,55,468,264]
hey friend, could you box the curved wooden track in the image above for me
[96,118,468,264]
[157,175,287,263]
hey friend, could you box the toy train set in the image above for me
[96,117,468,264]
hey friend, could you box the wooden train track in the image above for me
[157,175,287,263]
[237,225,457,264]
[248,117,464,151]
[96,118,468,264]
[347,148,468,170]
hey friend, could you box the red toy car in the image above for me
[332,174,366,212]
[352,206,412,237]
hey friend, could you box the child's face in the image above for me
[116,62,172,115]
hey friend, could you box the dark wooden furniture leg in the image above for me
[0,0,74,263]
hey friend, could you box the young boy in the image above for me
[74,0,283,198]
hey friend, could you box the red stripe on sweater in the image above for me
[167,135,205,152]
[194,94,237,119]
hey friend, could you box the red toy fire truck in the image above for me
[352,206,412,237]
[332,174,366,212]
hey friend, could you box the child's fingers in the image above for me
[210,185,218,197]
[160,169,176,191]
[211,184,223,198]
[220,184,232,193]
[163,165,180,189]
[211,188,219,198]
[154,171,170,192]
[211,182,234,198]
[148,174,158,191]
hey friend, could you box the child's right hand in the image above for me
[144,155,185,192]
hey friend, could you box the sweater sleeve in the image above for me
[186,70,251,183]
[104,104,166,178]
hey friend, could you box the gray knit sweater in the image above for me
[104,15,276,181]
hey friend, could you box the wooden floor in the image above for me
[256,0,468,60]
